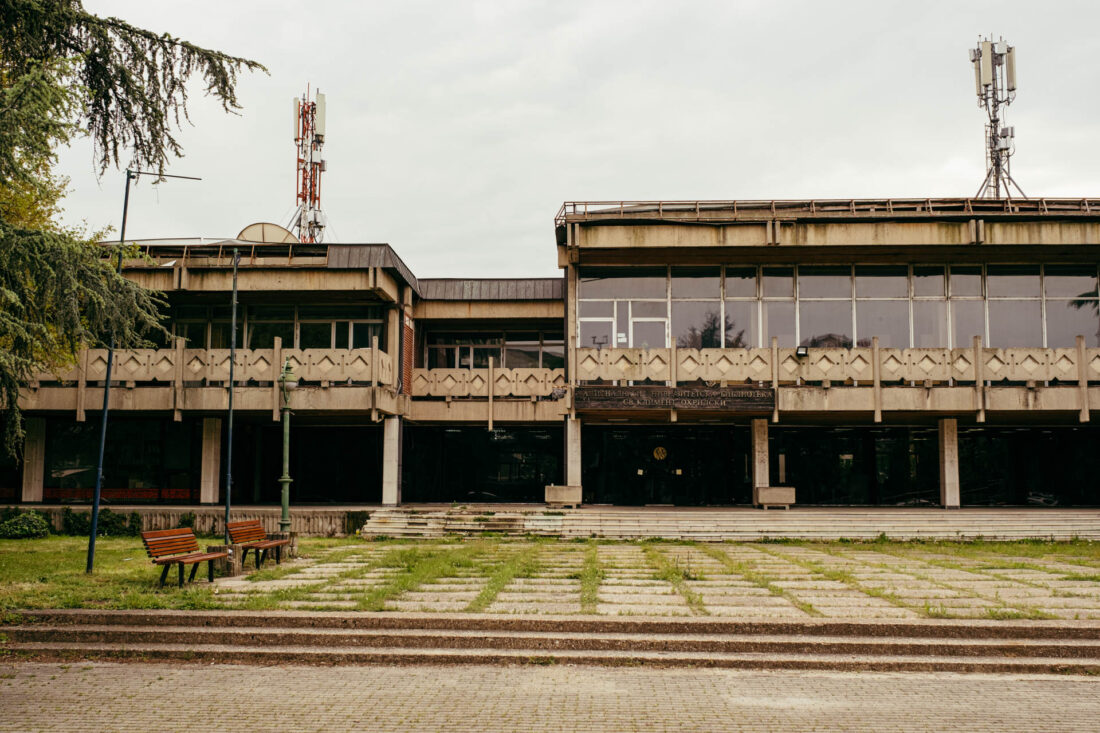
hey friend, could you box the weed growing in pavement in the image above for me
[641,544,707,615]
[466,544,542,613]
[578,541,605,614]
[698,544,821,617]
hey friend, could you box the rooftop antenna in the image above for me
[970,37,1025,199]
[289,85,327,242]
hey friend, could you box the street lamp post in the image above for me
[277,359,298,532]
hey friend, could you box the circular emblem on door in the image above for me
[652,446,667,461]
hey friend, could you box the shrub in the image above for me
[62,507,90,536]
[0,512,51,539]
[177,512,196,529]
[61,507,141,536]
[345,511,371,536]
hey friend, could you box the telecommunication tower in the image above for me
[289,86,327,242]
[969,37,1025,199]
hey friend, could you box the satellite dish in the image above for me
[237,222,300,244]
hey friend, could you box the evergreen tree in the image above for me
[0,1,265,454]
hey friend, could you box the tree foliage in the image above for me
[0,1,265,454]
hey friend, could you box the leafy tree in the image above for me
[0,0,265,454]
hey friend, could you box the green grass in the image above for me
[578,541,604,614]
[641,543,707,615]
[466,544,541,613]
[355,544,484,611]
[699,545,822,617]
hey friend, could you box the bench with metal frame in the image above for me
[227,519,291,570]
[140,528,228,588]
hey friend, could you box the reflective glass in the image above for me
[632,321,666,349]
[988,300,1042,347]
[352,322,383,349]
[724,267,757,298]
[579,321,613,349]
[672,302,722,348]
[334,323,349,349]
[298,322,332,349]
[798,266,851,298]
[951,300,985,346]
[855,266,908,298]
[723,300,757,347]
[799,300,852,347]
[472,347,501,368]
[579,301,613,317]
[631,301,667,318]
[671,267,720,299]
[950,266,983,297]
[1044,265,1099,298]
[542,344,565,369]
[913,300,948,348]
[856,301,909,348]
[578,268,666,299]
[987,265,1040,297]
[246,322,294,349]
[1045,300,1100,347]
[505,344,540,368]
[762,301,795,347]
[762,267,794,298]
[175,322,206,348]
[913,266,945,297]
[428,347,455,369]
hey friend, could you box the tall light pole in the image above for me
[86,169,200,574]
[277,359,298,532]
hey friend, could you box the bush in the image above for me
[177,512,196,529]
[61,507,141,536]
[0,512,51,539]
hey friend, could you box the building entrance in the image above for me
[582,425,751,506]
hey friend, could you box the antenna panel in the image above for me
[293,98,300,138]
[315,92,327,137]
[1006,47,1016,91]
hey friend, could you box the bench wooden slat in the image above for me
[140,528,226,588]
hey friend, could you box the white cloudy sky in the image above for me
[57,0,1100,278]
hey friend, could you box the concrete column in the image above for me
[565,417,582,486]
[200,417,221,504]
[751,419,769,490]
[382,416,401,505]
[20,417,45,502]
[938,418,960,508]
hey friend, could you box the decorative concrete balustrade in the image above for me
[575,342,1100,385]
[411,367,567,397]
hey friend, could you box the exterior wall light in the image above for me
[795,346,809,358]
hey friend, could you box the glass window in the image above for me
[473,347,502,368]
[723,300,757,348]
[579,321,613,349]
[631,301,667,318]
[799,300,852,347]
[762,301,796,347]
[725,267,757,298]
[578,268,666,299]
[542,343,565,369]
[632,321,666,349]
[249,306,295,321]
[428,347,455,369]
[988,300,1042,347]
[913,266,946,297]
[247,322,294,349]
[334,322,349,349]
[351,322,383,350]
[855,266,908,298]
[579,301,613,317]
[173,306,207,320]
[913,300,948,348]
[950,266,983,297]
[176,321,206,348]
[671,267,720,299]
[298,323,332,349]
[988,265,1040,298]
[505,342,540,368]
[1044,265,1099,298]
[856,301,909,348]
[951,300,985,347]
[672,302,722,348]
[799,266,851,298]
[1045,300,1100,347]
[209,322,243,349]
[761,267,794,298]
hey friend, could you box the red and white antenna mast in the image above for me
[290,85,327,242]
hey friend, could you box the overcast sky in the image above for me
[57,0,1100,278]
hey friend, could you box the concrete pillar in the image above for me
[938,418,960,508]
[382,416,401,505]
[751,419,769,489]
[20,417,45,502]
[565,417,582,486]
[200,417,221,504]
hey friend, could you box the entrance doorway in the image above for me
[582,425,751,505]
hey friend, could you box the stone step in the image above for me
[8,640,1098,673]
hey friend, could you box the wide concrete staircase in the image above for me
[360,506,1100,541]
[6,610,1100,674]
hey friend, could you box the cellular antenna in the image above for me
[289,85,328,242]
[970,37,1025,199]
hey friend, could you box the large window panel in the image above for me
[856,301,909,347]
[723,300,757,347]
[631,301,667,318]
[951,300,985,346]
[579,321,613,349]
[579,268,666,299]
[1045,300,1100,347]
[799,300,852,348]
[761,267,794,298]
[1044,265,1099,298]
[247,322,294,349]
[725,267,757,298]
[950,266,983,297]
[672,302,722,348]
[298,322,332,349]
[913,300,948,348]
[798,266,851,299]
[855,266,908,298]
[987,265,1040,298]
[988,299,1042,347]
[913,266,946,297]
[632,321,666,349]
[762,301,795,347]
[671,267,720,299]
[579,301,613,317]
[505,341,540,368]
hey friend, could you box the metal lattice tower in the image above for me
[289,86,328,243]
[970,37,1025,199]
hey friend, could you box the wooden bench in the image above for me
[140,528,229,588]
[227,520,291,570]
